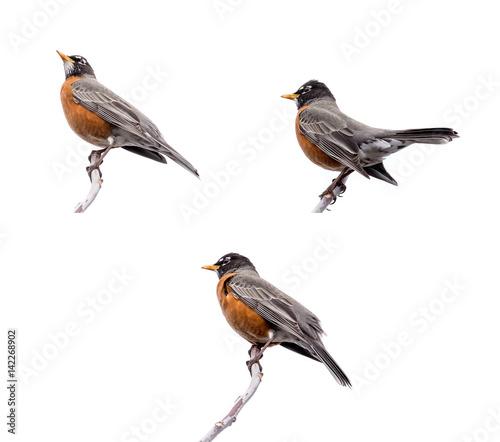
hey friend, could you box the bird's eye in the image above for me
[74,56,86,64]
[303,85,312,93]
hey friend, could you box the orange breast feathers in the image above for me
[295,106,343,171]
[216,273,275,345]
[60,77,113,147]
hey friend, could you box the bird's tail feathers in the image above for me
[363,162,398,186]
[392,127,458,145]
[311,343,351,387]
[280,342,322,362]
[122,146,167,163]
[157,143,199,178]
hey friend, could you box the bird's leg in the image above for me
[246,331,276,374]
[246,345,263,373]
[86,136,116,179]
[319,167,353,203]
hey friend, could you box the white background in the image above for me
[1,0,499,441]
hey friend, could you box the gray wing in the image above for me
[299,106,369,177]
[228,273,324,342]
[229,273,351,386]
[71,78,199,177]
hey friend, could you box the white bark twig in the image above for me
[312,175,349,213]
[74,153,103,213]
[199,347,263,442]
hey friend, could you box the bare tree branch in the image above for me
[199,346,263,442]
[312,175,349,213]
[74,153,103,213]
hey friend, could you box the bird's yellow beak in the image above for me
[281,93,300,100]
[202,264,220,271]
[57,50,74,63]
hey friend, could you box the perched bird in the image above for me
[282,79,458,196]
[57,51,199,178]
[202,253,351,387]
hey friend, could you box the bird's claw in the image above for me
[88,149,104,162]
[86,163,103,180]
[319,179,348,205]
[246,357,263,374]
[338,181,347,195]
[246,345,263,374]
[319,190,337,204]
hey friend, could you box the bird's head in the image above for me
[57,51,96,79]
[202,253,257,278]
[282,79,335,108]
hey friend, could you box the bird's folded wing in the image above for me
[299,106,368,177]
[228,274,322,341]
[71,78,165,146]
[71,78,199,177]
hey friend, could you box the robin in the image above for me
[57,51,199,178]
[202,253,351,387]
[282,80,458,198]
